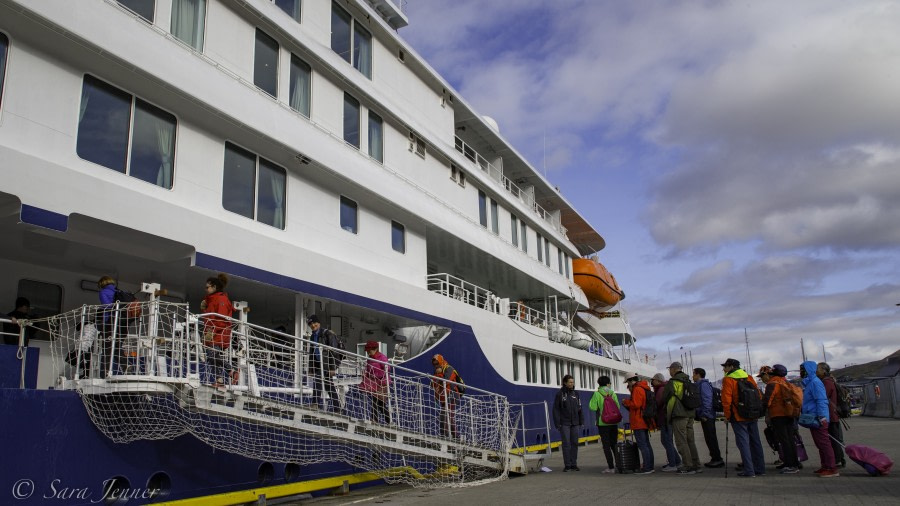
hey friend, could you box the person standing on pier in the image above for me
[623,374,655,474]
[763,364,801,474]
[553,374,584,472]
[817,362,846,469]
[664,362,701,474]
[651,373,681,472]
[589,375,621,474]
[721,358,766,477]
[801,360,839,477]
[693,367,724,468]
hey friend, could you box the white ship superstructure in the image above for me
[0,0,655,502]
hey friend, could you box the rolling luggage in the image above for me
[830,435,893,476]
[615,430,639,473]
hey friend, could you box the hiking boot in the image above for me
[676,467,696,475]
[661,465,678,472]
[704,460,725,468]
[819,469,840,478]
[779,467,799,474]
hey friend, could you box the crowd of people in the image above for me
[554,358,848,477]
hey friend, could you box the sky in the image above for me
[399,0,900,374]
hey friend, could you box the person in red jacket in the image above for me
[623,374,655,474]
[201,273,233,386]
[817,362,846,468]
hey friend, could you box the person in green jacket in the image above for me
[589,375,621,473]
[663,362,700,474]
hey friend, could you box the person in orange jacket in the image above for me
[623,374,655,473]
[431,354,462,438]
[721,358,765,477]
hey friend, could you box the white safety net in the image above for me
[37,301,518,488]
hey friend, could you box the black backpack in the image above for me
[679,379,702,410]
[640,385,657,423]
[835,382,852,419]
[734,378,762,419]
[114,289,137,303]
[711,386,724,413]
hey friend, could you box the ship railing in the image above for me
[454,136,565,235]
[508,401,552,460]
[426,273,502,314]
[39,301,514,451]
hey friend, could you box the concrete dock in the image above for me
[299,416,900,505]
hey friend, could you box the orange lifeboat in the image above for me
[572,258,625,311]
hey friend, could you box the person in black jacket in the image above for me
[306,314,341,413]
[553,374,584,471]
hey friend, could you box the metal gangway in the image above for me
[27,286,539,487]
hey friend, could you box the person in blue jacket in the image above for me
[693,367,724,467]
[800,360,838,477]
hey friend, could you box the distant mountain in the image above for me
[832,348,900,380]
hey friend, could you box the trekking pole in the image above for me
[724,419,729,478]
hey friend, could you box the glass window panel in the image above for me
[17,279,62,318]
[343,93,360,148]
[257,158,286,229]
[171,0,205,51]
[565,255,570,278]
[391,221,405,253]
[222,143,256,219]
[511,215,518,247]
[558,250,564,275]
[117,0,155,22]
[340,196,357,233]
[490,199,499,234]
[0,33,8,108]
[545,240,551,266]
[130,99,176,189]
[368,111,383,163]
[353,23,372,78]
[77,76,132,173]
[537,235,543,262]
[512,349,519,381]
[274,0,301,21]
[520,222,527,252]
[254,29,278,97]
[478,191,487,227]
[331,3,351,63]
[289,54,311,117]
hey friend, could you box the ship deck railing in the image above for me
[27,301,538,475]
[454,136,566,236]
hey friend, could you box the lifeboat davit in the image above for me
[572,258,625,311]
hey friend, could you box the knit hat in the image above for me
[651,373,666,382]
[364,340,379,351]
[772,364,788,377]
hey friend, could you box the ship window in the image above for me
[340,196,358,233]
[555,360,563,386]
[254,29,279,98]
[408,132,426,157]
[558,250,564,275]
[478,191,487,227]
[117,0,155,22]
[520,222,527,252]
[511,215,518,247]
[289,54,311,117]
[540,355,549,384]
[545,240,551,267]
[331,3,372,79]
[222,142,286,229]
[77,76,176,189]
[14,279,62,342]
[490,199,499,235]
[368,111,383,163]
[565,254,570,279]
[391,220,405,253]
[343,93,360,148]
[274,0,301,22]
[171,0,206,51]
[536,234,543,262]
[0,33,7,109]
[512,349,519,381]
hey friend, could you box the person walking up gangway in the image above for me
[431,354,463,438]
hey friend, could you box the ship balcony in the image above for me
[367,0,409,29]
[454,136,566,236]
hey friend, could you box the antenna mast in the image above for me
[744,328,753,373]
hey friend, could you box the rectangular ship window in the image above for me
[391,220,405,253]
[171,0,206,51]
[289,54,311,117]
[254,29,279,97]
[343,93,360,148]
[368,111,383,163]
[520,222,527,252]
[117,0,154,22]
[511,215,518,247]
[340,196,358,233]
[274,0,301,21]
[512,349,519,381]
[222,142,286,229]
[478,191,487,227]
[77,75,176,189]
[490,199,499,235]
[331,3,371,79]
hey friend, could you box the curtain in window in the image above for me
[289,57,310,117]
[269,172,285,229]
[353,25,371,78]
[171,0,205,51]
[154,120,175,189]
[368,114,383,162]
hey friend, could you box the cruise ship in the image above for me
[0,0,656,503]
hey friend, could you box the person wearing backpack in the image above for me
[663,362,700,474]
[432,354,464,438]
[553,374,584,471]
[721,358,766,477]
[763,364,801,474]
[623,374,655,474]
[817,362,846,469]
[651,373,681,472]
[693,368,724,468]
[800,360,838,477]
[589,375,621,473]
[307,314,342,413]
